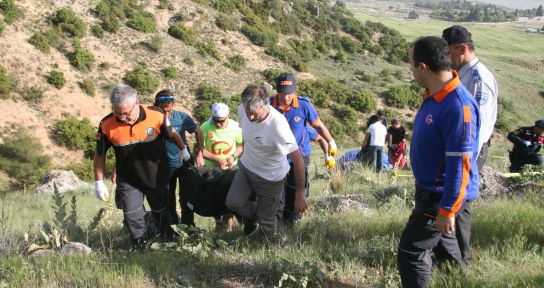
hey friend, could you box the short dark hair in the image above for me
[412,36,451,73]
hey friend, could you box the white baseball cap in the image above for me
[211,103,229,118]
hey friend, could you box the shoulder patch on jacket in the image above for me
[471,69,481,83]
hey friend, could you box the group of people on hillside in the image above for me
[92,24,542,288]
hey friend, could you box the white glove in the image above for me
[328,139,337,156]
[180,146,190,162]
[523,141,531,147]
[94,180,109,202]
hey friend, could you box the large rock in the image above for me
[35,170,91,194]
[61,242,92,255]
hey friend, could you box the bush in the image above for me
[261,68,284,84]
[0,0,20,24]
[46,70,66,89]
[385,84,424,109]
[347,91,376,113]
[336,51,347,63]
[126,10,156,33]
[91,24,104,38]
[193,84,239,123]
[21,86,46,104]
[265,45,302,68]
[298,79,351,108]
[241,24,278,47]
[79,78,96,96]
[69,39,95,71]
[183,57,194,66]
[147,34,162,52]
[226,55,246,72]
[168,23,198,46]
[29,32,50,53]
[196,41,221,60]
[44,28,62,48]
[215,14,238,31]
[158,0,170,9]
[212,0,237,13]
[294,62,309,73]
[0,66,14,100]
[0,129,51,188]
[53,117,96,153]
[0,20,4,34]
[124,63,160,95]
[162,66,178,79]
[51,8,86,38]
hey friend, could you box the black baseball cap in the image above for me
[442,25,472,45]
[276,72,297,94]
[535,119,544,128]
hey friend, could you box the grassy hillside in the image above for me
[350,10,544,132]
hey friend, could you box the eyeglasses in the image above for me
[213,117,227,123]
[113,102,137,118]
[157,96,174,104]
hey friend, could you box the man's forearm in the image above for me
[94,154,106,181]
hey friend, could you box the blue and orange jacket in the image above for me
[410,72,480,217]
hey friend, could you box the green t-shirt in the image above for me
[200,119,243,168]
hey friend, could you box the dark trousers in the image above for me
[168,166,188,225]
[115,177,172,241]
[509,152,543,172]
[397,187,468,288]
[277,155,310,222]
[476,140,489,171]
[369,145,384,173]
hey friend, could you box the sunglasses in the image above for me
[213,117,227,123]
[157,96,174,104]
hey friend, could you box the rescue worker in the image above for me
[507,119,544,172]
[397,36,480,288]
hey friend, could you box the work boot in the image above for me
[243,220,259,236]
[130,237,147,252]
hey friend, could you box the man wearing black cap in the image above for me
[270,72,337,225]
[507,119,544,172]
[443,25,498,172]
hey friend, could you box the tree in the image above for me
[537,5,543,17]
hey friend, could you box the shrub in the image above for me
[0,20,4,33]
[385,84,424,109]
[29,32,50,53]
[183,57,194,66]
[193,84,238,123]
[261,68,284,84]
[215,14,238,31]
[294,62,309,73]
[158,0,170,9]
[336,51,347,63]
[211,0,237,13]
[168,23,198,46]
[0,0,20,24]
[53,117,96,153]
[241,24,278,47]
[265,45,301,68]
[347,91,376,113]
[46,70,66,89]
[44,28,62,48]
[21,86,46,104]
[147,34,162,52]
[79,78,96,96]
[288,39,320,62]
[298,79,351,108]
[162,66,178,79]
[124,63,160,95]
[196,41,221,60]
[69,39,95,71]
[0,66,14,100]
[91,24,104,38]
[126,10,156,33]
[0,129,51,188]
[226,55,246,72]
[51,8,86,38]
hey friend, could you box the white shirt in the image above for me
[458,58,498,151]
[368,122,387,146]
[238,104,298,181]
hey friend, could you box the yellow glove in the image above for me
[328,139,337,156]
[325,156,336,170]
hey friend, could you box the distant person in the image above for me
[226,84,307,239]
[443,25,498,171]
[377,110,388,127]
[386,119,408,169]
[200,102,243,231]
[153,89,204,225]
[94,84,191,249]
[397,36,480,288]
[507,119,544,172]
[270,72,336,225]
[361,114,387,173]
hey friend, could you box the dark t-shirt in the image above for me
[388,126,406,145]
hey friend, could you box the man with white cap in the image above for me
[200,102,243,231]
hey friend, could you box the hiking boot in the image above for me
[130,238,147,252]
[243,220,259,236]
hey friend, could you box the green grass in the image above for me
[1,144,543,287]
[351,12,544,130]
